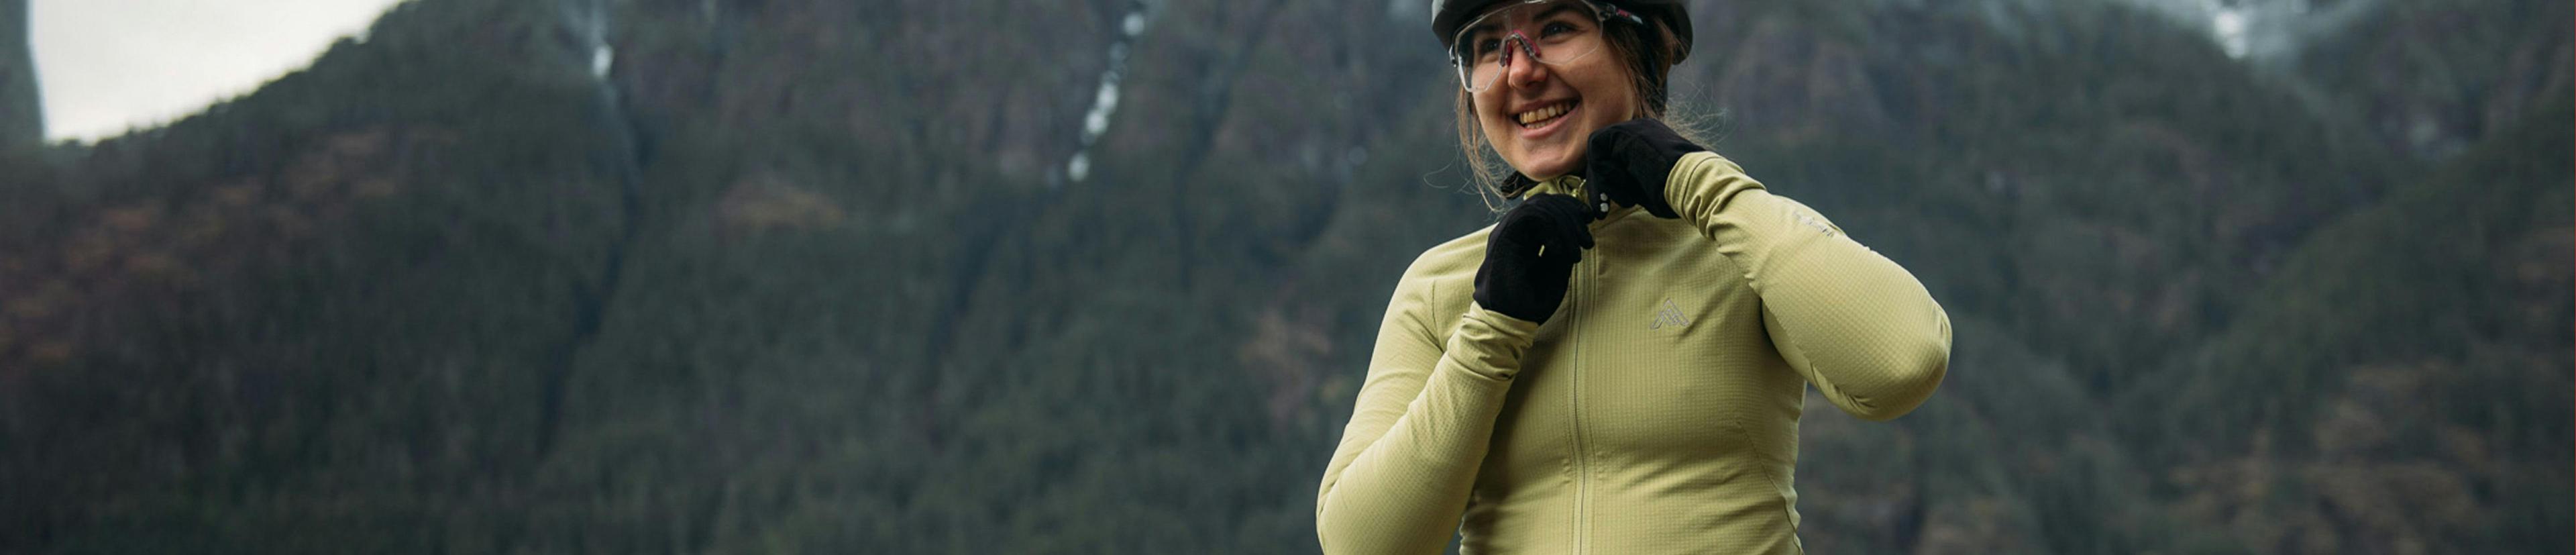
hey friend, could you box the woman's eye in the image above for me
[1474,40,1502,58]
[1541,21,1576,37]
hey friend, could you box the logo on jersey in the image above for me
[1650,299,1693,330]
[1790,208,1837,237]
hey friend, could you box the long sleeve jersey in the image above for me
[1315,152,1951,554]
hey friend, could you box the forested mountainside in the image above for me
[1,0,2565,552]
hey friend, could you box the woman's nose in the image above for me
[1504,45,1550,89]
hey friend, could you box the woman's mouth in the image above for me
[1515,100,1578,130]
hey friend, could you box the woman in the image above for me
[1313,1,1952,553]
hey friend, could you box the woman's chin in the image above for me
[1509,156,1580,183]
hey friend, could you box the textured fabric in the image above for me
[1317,152,1951,554]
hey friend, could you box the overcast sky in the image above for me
[31,0,408,142]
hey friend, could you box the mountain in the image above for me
[2277,0,2573,158]
[2114,0,2575,157]
[0,0,2564,552]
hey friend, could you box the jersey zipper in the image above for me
[1568,252,1593,554]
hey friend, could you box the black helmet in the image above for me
[1430,0,1693,64]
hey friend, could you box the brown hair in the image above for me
[1453,17,1709,208]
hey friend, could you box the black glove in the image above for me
[1474,195,1595,324]
[1582,119,1707,219]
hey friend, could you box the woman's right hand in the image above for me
[1582,118,1707,219]
[1474,194,1595,324]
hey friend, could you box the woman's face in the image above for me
[1468,7,1641,181]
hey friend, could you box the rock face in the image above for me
[0,0,39,148]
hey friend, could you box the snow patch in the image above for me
[2212,9,2248,58]
[592,46,615,78]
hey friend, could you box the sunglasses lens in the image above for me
[1449,0,1608,92]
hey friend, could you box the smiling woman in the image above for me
[1444,0,1689,200]
[1314,1,1954,553]
[28,0,405,142]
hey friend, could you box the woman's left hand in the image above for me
[1582,119,1707,219]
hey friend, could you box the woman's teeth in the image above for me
[1516,102,1573,128]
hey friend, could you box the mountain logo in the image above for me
[1650,299,1693,330]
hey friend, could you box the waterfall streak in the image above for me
[1063,3,1152,185]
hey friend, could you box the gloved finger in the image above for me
[1537,223,1587,257]
[1560,215,1595,250]
[1527,195,1595,249]
[1614,135,1654,191]
[1542,215,1593,257]
[1538,246,1581,266]
[1585,125,1628,166]
[1537,235,1583,264]
[1522,194,1581,224]
[1495,201,1548,245]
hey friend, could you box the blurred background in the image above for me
[0,0,2567,552]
